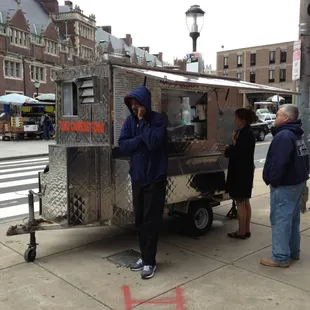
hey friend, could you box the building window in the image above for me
[280,68,286,82]
[30,65,45,82]
[4,60,22,79]
[80,25,93,40]
[250,72,255,83]
[10,28,28,47]
[62,82,78,116]
[250,53,256,66]
[237,55,243,68]
[223,56,228,69]
[269,69,275,83]
[269,51,276,64]
[237,72,242,80]
[31,35,41,44]
[81,46,93,59]
[45,40,58,55]
[280,49,287,63]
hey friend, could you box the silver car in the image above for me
[257,113,276,128]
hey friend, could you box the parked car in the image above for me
[270,121,277,136]
[256,108,269,114]
[251,120,270,141]
[257,113,276,128]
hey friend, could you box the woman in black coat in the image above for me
[224,108,256,239]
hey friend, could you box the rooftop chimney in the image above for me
[64,1,73,8]
[124,34,132,46]
[101,26,112,34]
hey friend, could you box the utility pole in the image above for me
[298,0,310,211]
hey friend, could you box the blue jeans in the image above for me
[270,182,305,264]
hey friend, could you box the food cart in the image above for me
[6,53,298,262]
[1,99,55,141]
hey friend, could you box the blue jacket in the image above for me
[263,120,309,187]
[118,86,168,186]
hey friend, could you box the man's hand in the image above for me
[138,106,146,120]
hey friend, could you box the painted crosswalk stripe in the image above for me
[0,202,39,219]
[0,188,39,202]
[0,178,38,189]
[0,165,46,174]
[0,171,41,180]
[0,160,48,169]
[0,157,48,166]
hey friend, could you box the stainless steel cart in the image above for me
[6,53,299,262]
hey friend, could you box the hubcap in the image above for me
[195,208,209,229]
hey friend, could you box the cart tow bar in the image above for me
[6,186,46,263]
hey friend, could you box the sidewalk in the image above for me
[0,169,310,310]
[0,140,55,160]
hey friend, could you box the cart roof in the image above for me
[115,66,299,95]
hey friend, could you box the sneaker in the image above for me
[130,258,144,271]
[141,265,156,280]
[260,257,289,268]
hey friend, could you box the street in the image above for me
[254,133,272,168]
[0,156,48,221]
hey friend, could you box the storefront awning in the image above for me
[114,66,299,96]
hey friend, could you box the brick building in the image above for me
[216,41,295,104]
[0,0,165,98]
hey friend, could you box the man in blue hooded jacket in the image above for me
[118,86,168,279]
[261,104,309,268]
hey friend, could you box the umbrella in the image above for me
[35,93,55,102]
[266,95,285,103]
[0,93,39,106]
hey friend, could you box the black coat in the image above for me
[225,125,256,199]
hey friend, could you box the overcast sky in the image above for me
[72,0,300,69]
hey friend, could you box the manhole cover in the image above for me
[106,249,140,267]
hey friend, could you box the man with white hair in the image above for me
[261,104,309,268]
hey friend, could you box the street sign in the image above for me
[292,40,301,81]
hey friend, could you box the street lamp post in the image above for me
[34,80,40,97]
[185,5,205,52]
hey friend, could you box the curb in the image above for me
[0,153,48,162]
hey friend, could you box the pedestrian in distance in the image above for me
[118,86,168,280]
[261,104,309,268]
[220,108,256,239]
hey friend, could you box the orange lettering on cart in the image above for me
[71,121,90,132]
[59,120,104,133]
[92,121,105,133]
[59,120,70,131]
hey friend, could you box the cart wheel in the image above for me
[184,201,213,237]
[24,247,36,262]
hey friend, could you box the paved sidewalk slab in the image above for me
[0,140,54,159]
[214,194,310,232]
[35,234,224,310]
[163,215,272,264]
[0,243,23,270]
[233,235,310,293]
[0,222,124,260]
[0,264,108,310]
[302,228,310,236]
[137,265,310,310]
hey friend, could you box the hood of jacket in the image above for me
[277,119,304,137]
[124,86,152,120]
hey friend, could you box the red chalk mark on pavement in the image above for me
[122,285,186,310]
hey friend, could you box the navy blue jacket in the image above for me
[118,86,168,186]
[263,120,309,187]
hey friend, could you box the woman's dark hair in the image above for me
[235,108,257,125]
